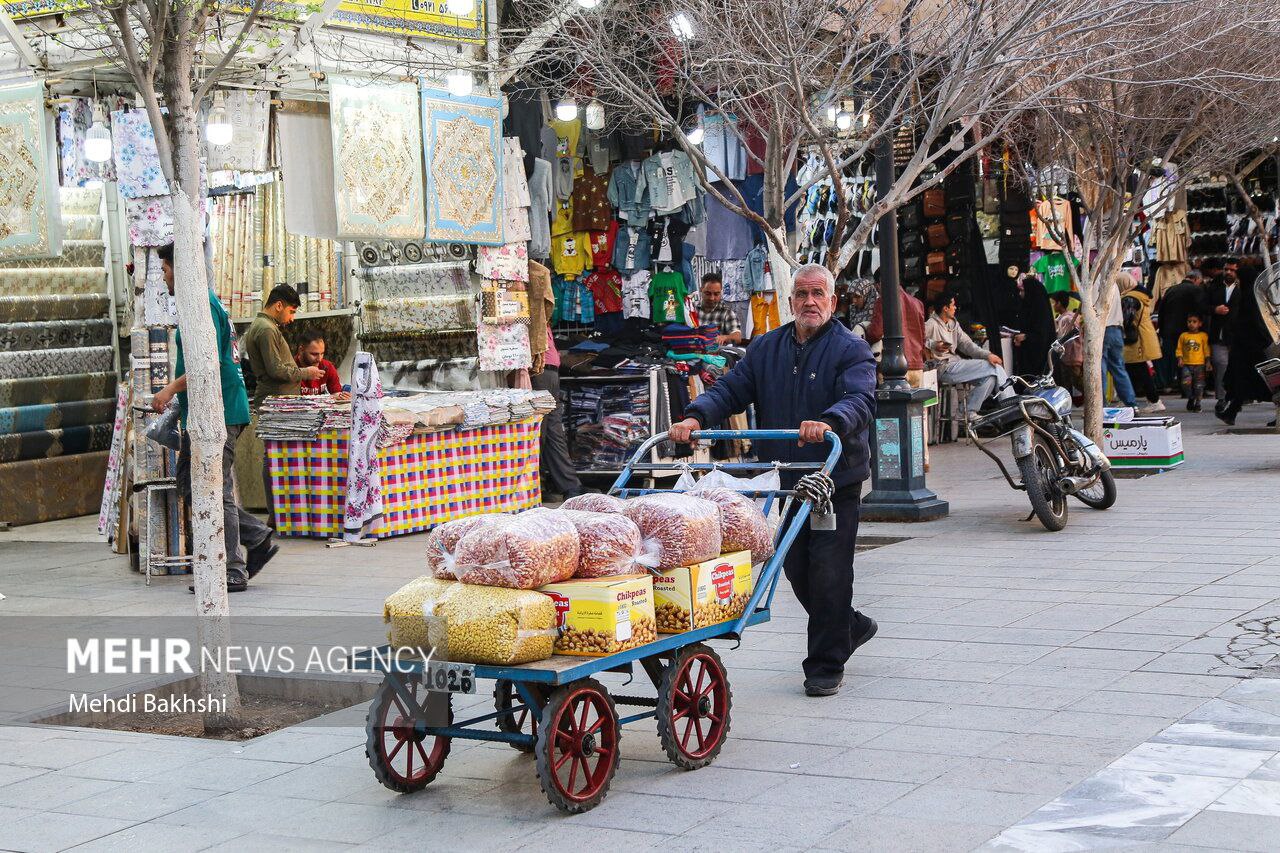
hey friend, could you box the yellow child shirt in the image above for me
[551,197,575,237]
[551,232,593,276]
[1177,331,1209,366]
[550,117,584,177]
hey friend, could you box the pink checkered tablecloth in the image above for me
[266,418,543,539]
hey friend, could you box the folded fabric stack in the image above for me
[260,388,555,442]
[660,324,719,355]
[256,396,339,440]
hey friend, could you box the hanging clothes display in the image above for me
[1,82,62,261]
[329,78,426,240]
[502,138,532,243]
[528,158,553,258]
[700,111,747,182]
[704,194,754,261]
[1030,251,1077,295]
[649,270,687,324]
[343,352,384,542]
[1032,196,1074,251]
[571,168,612,231]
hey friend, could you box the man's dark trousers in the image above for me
[783,483,862,682]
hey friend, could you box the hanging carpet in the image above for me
[0,347,114,380]
[0,372,116,407]
[0,421,113,462]
[0,450,108,526]
[0,318,113,351]
[0,398,116,434]
[0,294,109,322]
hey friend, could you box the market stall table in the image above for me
[266,417,543,539]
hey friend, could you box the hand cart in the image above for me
[351,429,842,813]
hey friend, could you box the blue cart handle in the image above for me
[615,429,844,639]
[624,429,843,478]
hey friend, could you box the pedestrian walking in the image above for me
[150,244,277,592]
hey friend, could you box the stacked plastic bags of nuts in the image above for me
[689,487,775,563]
[621,493,722,570]
[382,576,558,665]
[558,509,660,578]
[426,511,578,588]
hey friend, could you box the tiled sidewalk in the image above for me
[0,403,1278,851]
[988,677,1280,850]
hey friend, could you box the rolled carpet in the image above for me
[0,373,117,407]
[0,239,105,269]
[0,346,114,380]
[0,451,109,526]
[0,318,113,351]
[0,268,107,297]
[0,294,110,322]
[0,422,113,462]
[0,398,116,434]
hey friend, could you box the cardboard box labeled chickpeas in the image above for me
[537,574,657,656]
[653,550,754,633]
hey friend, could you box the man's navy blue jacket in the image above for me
[685,320,877,488]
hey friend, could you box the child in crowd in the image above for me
[1177,313,1210,412]
[1051,292,1084,404]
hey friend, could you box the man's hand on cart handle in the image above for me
[798,420,832,447]
[669,417,701,444]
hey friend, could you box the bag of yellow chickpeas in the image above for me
[383,576,557,666]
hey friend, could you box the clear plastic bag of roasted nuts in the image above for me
[452,509,581,589]
[425,514,508,579]
[558,509,663,578]
[622,493,722,570]
[689,486,775,564]
[560,493,627,513]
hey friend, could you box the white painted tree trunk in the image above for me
[1077,289,1107,444]
[164,53,241,728]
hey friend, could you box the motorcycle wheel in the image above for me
[1017,436,1069,531]
[1073,468,1117,510]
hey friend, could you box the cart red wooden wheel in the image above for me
[534,678,620,813]
[656,643,732,770]
[366,676,451,793]
[494,679,543,753]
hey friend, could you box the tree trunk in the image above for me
[163,52,242,729]
[1078,298,1106,444]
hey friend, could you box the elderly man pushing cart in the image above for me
[670,263,880,696]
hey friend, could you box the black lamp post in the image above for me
[861,129,948,522]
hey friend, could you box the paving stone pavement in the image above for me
[0,402,1278,851]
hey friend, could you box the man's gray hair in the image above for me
[793,263,836,294]
[1187,269,1204,280]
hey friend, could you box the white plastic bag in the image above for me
[691,466,782,525]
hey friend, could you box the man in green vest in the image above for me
[151,244,277,592]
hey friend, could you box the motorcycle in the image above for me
[964,330,1116,531]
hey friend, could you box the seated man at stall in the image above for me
[670,263,878,697]
[294,332,350,401]
[925,292,1011,416]
[696,272,744,346]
